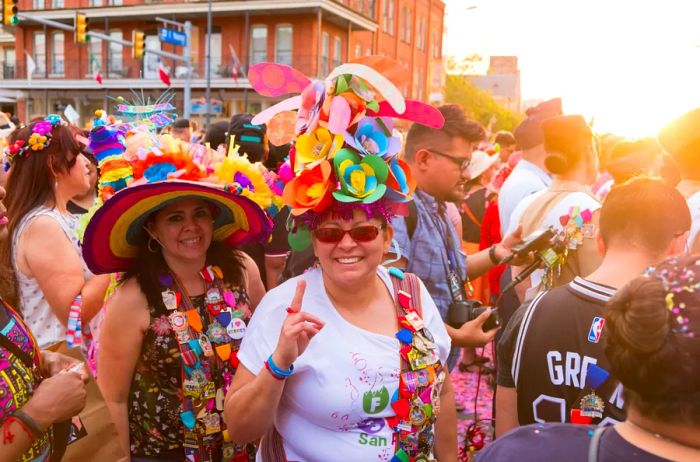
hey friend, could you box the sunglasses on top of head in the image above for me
[313,224,383,244]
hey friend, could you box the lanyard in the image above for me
[419,195,466,302]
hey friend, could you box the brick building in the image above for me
[1,0,445,126]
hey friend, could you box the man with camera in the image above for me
[390,105,527,371]
[495,177,691,436]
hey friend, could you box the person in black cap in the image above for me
[202,120,229,152]
[228,113,289,289]
[170,118,192,143]
[658,108,700,253]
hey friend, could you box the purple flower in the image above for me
[33,121,54,136]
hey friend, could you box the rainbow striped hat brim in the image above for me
[82,180,272,274]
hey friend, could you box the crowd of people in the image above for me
[0,57,698,462]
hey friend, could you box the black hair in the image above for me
[404,104,485,162]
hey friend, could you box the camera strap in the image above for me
[427,200,467,303]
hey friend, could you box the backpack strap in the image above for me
[388,269,422,318]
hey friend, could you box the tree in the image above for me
[444,74,523,133]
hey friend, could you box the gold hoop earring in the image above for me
[147,237,160,253]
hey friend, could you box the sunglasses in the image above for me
[313,225,383,243]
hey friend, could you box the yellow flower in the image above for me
[294,127,343,170]
[213,154,274,210]
[28,133,48,151]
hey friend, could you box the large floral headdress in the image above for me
[248,57,445,245]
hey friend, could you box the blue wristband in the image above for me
[266,354,294,379]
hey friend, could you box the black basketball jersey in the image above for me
[500,277,625,426]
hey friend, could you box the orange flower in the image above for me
[282,160,335,215]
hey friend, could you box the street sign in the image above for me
[159,27,187,47]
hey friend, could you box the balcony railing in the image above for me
[3,54,328,81]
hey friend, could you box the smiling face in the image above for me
[311,208,394,289]
[146,198,214,265]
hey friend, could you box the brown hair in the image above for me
[605,255,700,425]
[1,122,83,280]
[599,177,690,255]
[404,104,485,162]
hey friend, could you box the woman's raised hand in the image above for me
[271,280,325,370]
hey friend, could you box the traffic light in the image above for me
[75,13,88,44]
[2,0,18,26]
[132,30,145,59]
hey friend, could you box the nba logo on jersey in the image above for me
[588,317,605,343]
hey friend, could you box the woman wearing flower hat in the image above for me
[83,142,271,460]
[225,61,457,462]
[2,116,110,349]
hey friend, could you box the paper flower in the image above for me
[45,114,62,125]
[282,160,335,215]
[214,155,277,212]
[346,117,401,158]
[28,133,49,151]
[332,149,388,203]
[296,81,326,135]
[294,127,343,169]
[33,120,54,136]
[385,156,416,202]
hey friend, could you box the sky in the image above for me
[443,0,700,138]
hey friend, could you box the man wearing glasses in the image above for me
[389,104,526,371]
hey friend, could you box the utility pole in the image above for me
[204,0,212,127]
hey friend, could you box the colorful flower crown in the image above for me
[4,114,63,170]
[248,58,444,241]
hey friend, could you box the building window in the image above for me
[401,6,412,44]
[333,36,341,68]
[388,0,395,35]
[321,32,329,76]
[355,43,361,57]
[108,0,122,5]
[250,25,268,65]
[32,0,43,8]
[51,0,63,7]
[357,0,363,14]
[383,0,395,35]
[88,33,102,75]
[3,49,16,79]
[108,30,123,77]
[367,0,376,19]
[144,35,160,79]
[275,24,292,66]
[432,30,441,58]
[88,0,103,6]
[50,31,64,76]
[33,31,46,76]
[417,17,426,51]
[413,68,424,101]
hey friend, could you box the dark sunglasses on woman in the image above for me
[313,225,383,243]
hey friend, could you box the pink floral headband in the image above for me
[4,114,64,170]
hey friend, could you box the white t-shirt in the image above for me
[238,266,451,462]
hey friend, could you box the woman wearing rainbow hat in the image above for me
[225,60,457,462]
[82,118,274,461]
